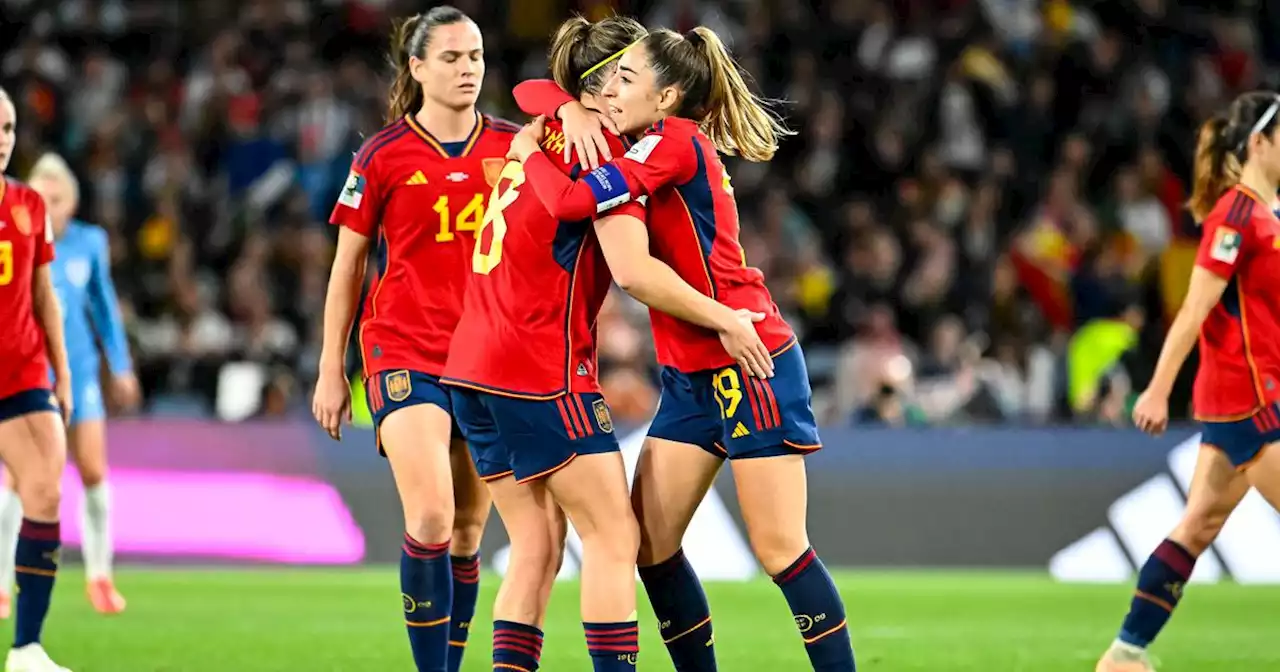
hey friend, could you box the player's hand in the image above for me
[508,116,547,163]
[1132,388,1169,437]
[312,370,352,441]
[109,372,142,412]
[53,375,73,427]
[718,309,774,379]
[558,101,618,170]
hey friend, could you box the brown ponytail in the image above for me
[643,28,793,162]
[385,6,472,124]
[548,15,647,98]
[1188,114,1239,222]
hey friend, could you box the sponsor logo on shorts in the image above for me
[385,370,412,403]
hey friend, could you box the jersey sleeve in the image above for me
[512,79,575,119]
[86,228,133,374]
[521,129,692,221]
[1196,211,1247,279]
[31,193,53,266]
[329,147,386,238]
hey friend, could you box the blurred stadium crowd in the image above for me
[1,0,1278,426]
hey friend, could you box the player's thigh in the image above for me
[489,475,565,573]
[1242,441,1280,512]
[0,390,66,483]
[68,419,109,486]
[632,436,723,566]
[449,437,491,555]
[730,454,811,575]
[1170,443,1249,553]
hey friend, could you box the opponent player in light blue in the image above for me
[0,153,138,618]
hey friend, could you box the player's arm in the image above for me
[32,265,68,379]
[595,209,774,378]
[513,119,690,221]
[512,80,616,169]
[1147,225,1237,397]
[319,226,369,377]
[86,229,133,375]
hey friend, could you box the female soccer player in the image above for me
[442,16,770,672]
[0,87,74,672]
[511,27,856,672]
[311,7,515,672]
[1097,92,1280,672]
[0,153,138,618]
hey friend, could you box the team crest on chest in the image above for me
[592,399,614,434]
[385,370,412,402]
[11,206,30,236]
[482,158,505,187]
[66,258,91,288]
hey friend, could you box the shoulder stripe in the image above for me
[1226,190,1255,228]
[355,121,409,170]
[485,115,523,133]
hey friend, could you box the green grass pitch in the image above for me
[8,568,1278,670]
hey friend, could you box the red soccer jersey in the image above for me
[330,112,518,379]
[1192,185,1280,420]
[442,120,644,397]
[0,178,55,398]
[520,116,795,373]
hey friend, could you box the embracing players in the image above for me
[1098,92,1280,672]
[0,87,74,672]
[441,15,769,672]
[0,153,138,619]
[512,26,856,672]
[311,7,517,672]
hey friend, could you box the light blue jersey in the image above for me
[50,220,132,425]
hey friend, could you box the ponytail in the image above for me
[1188,114,1241,222]
[686,27,791,162]
[384,6,472,124]
[549,16,593,96]
[387,15,427,124]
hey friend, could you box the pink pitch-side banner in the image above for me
[57,420,366,564]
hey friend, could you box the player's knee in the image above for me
[1172,511,1230,555]
[748,526,811,576]
[450,506,486,556]
[77,463,106,488]
[404,504,455,546]
[636,520,682,567]
[16,476,60,520]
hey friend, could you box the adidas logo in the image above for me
[405,171,428,186]
[1050,434,1280,584]
[731,422,750,439]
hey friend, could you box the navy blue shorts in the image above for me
[648,342,822,460]
[0,388,60,423]
[449,388,619,483]
[1201,401,1280,468]
[365,370,463,455]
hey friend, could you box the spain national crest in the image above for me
[11,206,30,236]
[482,158,505,187]
[385,370,412,403]
[592,398,614,434]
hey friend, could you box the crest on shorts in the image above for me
[11,206,30,236]
[385,370,412,403]
[592,398,614,434]
[482,158,505,187]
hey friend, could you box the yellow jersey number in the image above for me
[472,161,525,275]
[713,368,743,419]
[0,241,12,286]
[433,194,486,242]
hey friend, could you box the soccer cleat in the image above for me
[1095,642,1155,672]
[0,590,10,620]
[5,644,70,672]
[86,577,126,615]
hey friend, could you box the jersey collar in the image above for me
[404,110,485,158]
